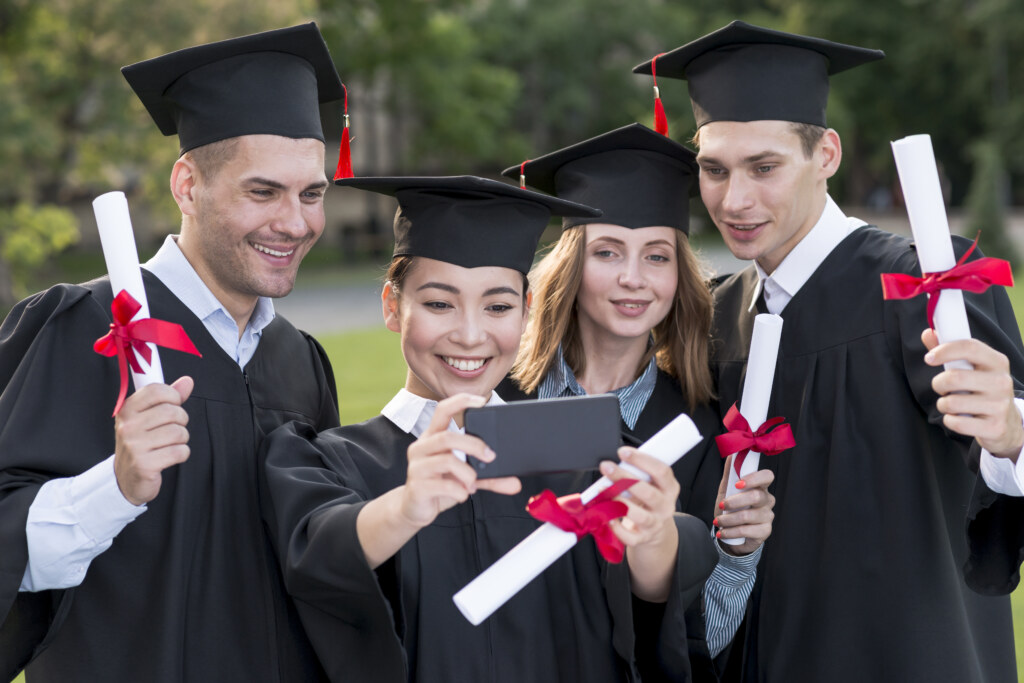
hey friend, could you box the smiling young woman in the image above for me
[259,175,718,683]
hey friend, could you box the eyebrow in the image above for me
[589,236,674,248]
[243,177,330,192]
[417,282,459,294]
[697,151,785,166]
[416,282,522,298]
[483,286,521,297]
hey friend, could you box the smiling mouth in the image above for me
[442,356,487,372]
[727,222,765,232]
[251,242,296,257]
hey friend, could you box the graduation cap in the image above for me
[500,123,698,235]
[334,176,601,274]
[632,21,884,129]
[122,22,347,159]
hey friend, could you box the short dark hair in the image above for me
[789,122,826,158]
[691,122,826,159]
[182,137,240,180]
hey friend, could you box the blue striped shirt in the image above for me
[537,347,759,657]
[537,347,657,429]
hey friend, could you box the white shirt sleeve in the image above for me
[702,535,761,657]
[20,455,146,592]
[978,398,1024,497]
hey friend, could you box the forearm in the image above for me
[355,486,424,569]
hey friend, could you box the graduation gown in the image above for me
[498,372,728,679]
[261,414,718,683]
[711,226,1024,683]
[0,271,339,682]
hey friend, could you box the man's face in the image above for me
[696,120,835,274]
[182,134,328,315]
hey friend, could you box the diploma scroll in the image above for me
[93,191,164,388]
[721,313,784,546]
[453,413,702,626]
[891,134,972,371]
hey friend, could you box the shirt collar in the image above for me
[538,345,658,429]
[749,195,867,313]
[381,388,505,438]
[144,235,276,335]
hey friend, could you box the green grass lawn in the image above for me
[10,279,1024,683]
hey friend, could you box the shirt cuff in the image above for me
[710,530,762,586]
[978,398,1024,497]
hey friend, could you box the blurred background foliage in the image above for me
[1,0,1022,304]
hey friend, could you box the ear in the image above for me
[382,281,401,333]
[818,129,842,180]
[170,156,200,217]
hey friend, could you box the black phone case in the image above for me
[464,394,621,478]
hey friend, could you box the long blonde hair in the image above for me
[512,225,714,411]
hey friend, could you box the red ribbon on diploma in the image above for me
[880,236,1013,328]
[93,290,202,416]
[714,402,795,477]
[526,478,639,563]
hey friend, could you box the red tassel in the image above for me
[519,159,530,189]
[652,53,668,137]
[334,84,354,180]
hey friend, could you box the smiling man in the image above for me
[0,24,342,682]
[635,20,1024,683]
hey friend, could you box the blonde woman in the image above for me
[499,124,774,673]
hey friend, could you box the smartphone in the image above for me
[464,394,621,478]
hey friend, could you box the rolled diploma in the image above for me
[891,134,972,371]
[92,191,164,388]
[721,313,784,546]
[453,412,702,626]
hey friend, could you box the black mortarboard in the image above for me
[334,176,601,274]
[632,21,884,129]
[122,23,345,154]
[500,123,698,235]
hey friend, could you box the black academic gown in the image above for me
[261,414,718,683]
[711,226,1024,683]
[0,271,339,682]
[498,372,729,680]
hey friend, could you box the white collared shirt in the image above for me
[749,195,867,315]
[21,235,278,591]
[381,388,504,439]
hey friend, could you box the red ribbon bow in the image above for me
[526,478,638,563]
[93,290,202,416]
[880,236,1013,328]
[714,402,795,476]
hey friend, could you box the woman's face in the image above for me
[384,257,528,401]
[576,224,678,344]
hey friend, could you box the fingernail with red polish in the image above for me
[713,517,720,526]
[736,480,746,490]
[718,501,725,510]
[715,531,722,539]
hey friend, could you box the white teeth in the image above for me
[253,243,295,257]
[622,303,643,309]
[444,356,485,372]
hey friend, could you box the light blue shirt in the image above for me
[21,235,276,592]
[537,346,658,430]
